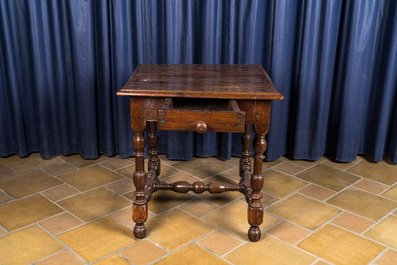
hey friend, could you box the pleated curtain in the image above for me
[1,0,397,163]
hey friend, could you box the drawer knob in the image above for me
[195,121,207,133]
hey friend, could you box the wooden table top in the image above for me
[117,64,283,100]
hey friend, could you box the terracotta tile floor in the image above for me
[0,153,397,264]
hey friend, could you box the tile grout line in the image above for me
[35,221,90,265]
[257,232,324,262]
[1,154,397,264]
[260,181,397,261]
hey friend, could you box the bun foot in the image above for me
[248,227,261,242]
[134,224,146,239]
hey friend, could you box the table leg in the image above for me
[148,122,160,180]
[248,126,266,242]
[247,101,271,242]
[132,131,148,239]
[240,123,252,182]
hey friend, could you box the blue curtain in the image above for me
[1,0,397,163]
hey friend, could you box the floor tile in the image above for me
[116,165,134,179]
[41,184,79,201]
[94,254,132,265]
[353,179,389,195]
[157,164,181,179]
[313,261,331,265]
[58,165,122,191]
[153,244,229,265]
[267,194,341,230]
[158,154,178,165]
[202,200,279,240]
[0,225,64,265]
[0,226,7,236]
[261,169,308,198]
[100,156,133,170]
[61,154,110,168]
[111,207,135,226]
[297,164,360,191]
[120,161,181,180]
[261,192,280,206]
[0,191,12,204]
[0,166,17,180]
[179,197,218,217]
[197,230,242,255]
[321,157,360,171]
[273,162,306,175]
[348,161,397,185]
[43,162,77,176]
[219,166,241,182]
[374,249,397,265]
[365,216,397,249]
[381,185,397,201]
[172,157,233,179]
[326,189,397,221]
[0,153,60,174]
[135,190,195,214]
[224,156,243,167]
[226,236,316,265]
[262,159,283,170]
[0,194,63,231]
[3,154,397,265]
[57,216,135,263]
[35,250,85,265]
[381,158,397,166]
[39,212,84,235]
[58,187,131,222]
[0,170,62,198]
[298,224,385,265]
[163,171,201,183]
[106,178,135,195]
[282,156,325,167]
[120,240,167,265]
[146,209,214,251]
[299,184,336,201]
[331,212,374,234]
[266,221,311,245]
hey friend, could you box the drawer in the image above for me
[158,98,245,133]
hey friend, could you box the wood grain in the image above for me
[118,64,283,100]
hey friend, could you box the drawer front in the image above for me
[158,109,245,133]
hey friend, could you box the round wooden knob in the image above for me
[195,121,207,133]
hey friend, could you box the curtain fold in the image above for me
[1,0,397,163]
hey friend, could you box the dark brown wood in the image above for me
[118,64,283,242]
[148,122,160,178]
[236,100,256,124]
[247,101,271,242]
[144,98,166,122]
[117,64,283,100]
[132,131,147,239]
[154,181,242,193]
[158,98,245,133]
[240,123,252,179]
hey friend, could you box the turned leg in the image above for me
[248,126,266,242]
[240,123,252,182]
[132,131,148,239]
[148,122,160,180]
[247,101,271,242]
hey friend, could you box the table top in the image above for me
[117,64,283,100]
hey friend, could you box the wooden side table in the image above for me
[117,64,283,242]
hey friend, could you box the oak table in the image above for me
[117,64,283,242]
